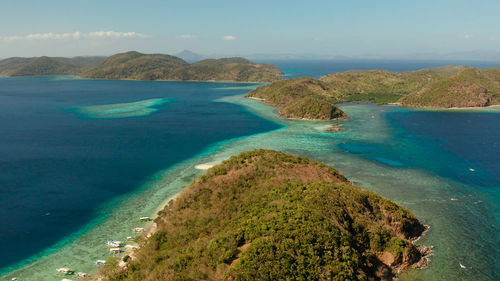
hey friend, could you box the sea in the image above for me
[0,59,499,280]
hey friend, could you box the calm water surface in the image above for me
[1,60,499,280]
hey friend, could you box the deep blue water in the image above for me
[2,60,500,279]
[263,59,500,78]
[389,110,500,187]
[338,109,500,187]
[0,77,280,271]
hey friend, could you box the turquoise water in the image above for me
[71,98,170,119]
[0,77,280,280]
[2,62,500,280]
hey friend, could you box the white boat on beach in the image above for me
[134,227,145,232]
[139,216,151,222]
[126,236,135,240]
[56,268,74,275]
[106,240,124,247]
[110,247,122,254]
[95,259,106,265]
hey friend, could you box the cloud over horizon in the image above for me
[0,31,151,42]
[177,34,197,39]
[222,35,236,41]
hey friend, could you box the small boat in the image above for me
[450,198,459,201]
[469,168,475,172]
[139,216,151,222]
[106,240,124,247]
[11,278,18,281]
[62,279,74,281]
[77,272,88,277]
[125,244,139,249]
[109,247,122,254]
[95,260,106,265]
[460,263,467,269]
[56,268,74,275]
[126,236,135,240]
[134,227,145,233]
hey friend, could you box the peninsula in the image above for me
[100,150,429,281]
[0,51,283,82]
[246,66,500,120]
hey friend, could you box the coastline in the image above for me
[121,160,434,281]
[3,90,498,280]
[0,74,273,84]
[75,76,276,84]
[400,103,500,111]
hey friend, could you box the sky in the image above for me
[0,0,499,59]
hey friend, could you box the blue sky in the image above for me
[0,0,499,58]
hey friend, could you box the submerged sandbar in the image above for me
[72,98,169,119]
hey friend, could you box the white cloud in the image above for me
[87,31,151,39]
[222,35,236,41]
[0,31,151,41]
[177,34,196,39]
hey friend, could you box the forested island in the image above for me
[0,51,283,82]
[100,150,429,281]
[0,56,106,76]
[247,66,500,120]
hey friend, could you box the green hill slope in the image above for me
[80,51,189,80]
[246,66,500,119]
[400,68,500,107]
[101,150,428,281]
[81,52,283,82]
[0,56,106,76]
[247,77,347,120]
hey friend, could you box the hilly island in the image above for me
[99,150,429,281]
[247,66,500,120]
[0,51,283,82]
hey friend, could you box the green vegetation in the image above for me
[247,66,500,118]
[0,56,105,76]
[102,150,426,281]
[400,68,500,107]
[0,51,282,82]
[247,77,347,120]
[80,51,188,80]
[81,51,283,82]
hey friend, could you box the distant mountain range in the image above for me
[0,51,283,82]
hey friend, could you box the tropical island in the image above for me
[99,150,430,281]
[0,51,283,82]
[0,56,106,76]
[246,66,500,120]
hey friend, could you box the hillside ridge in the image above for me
[246,66,500,119]
[99,149,430,281]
